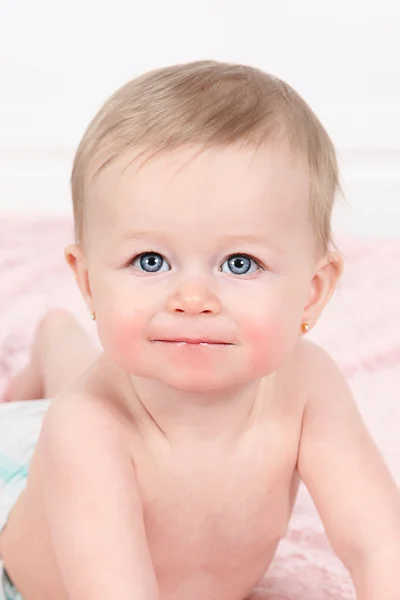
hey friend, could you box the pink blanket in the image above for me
[1,217,399,599]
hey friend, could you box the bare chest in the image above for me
[134,423,301,599]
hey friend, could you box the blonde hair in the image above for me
[71,60,342,256]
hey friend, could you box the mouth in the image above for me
[151,338,234,346]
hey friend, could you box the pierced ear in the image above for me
[64,243,94,313]
[303,251,344,326]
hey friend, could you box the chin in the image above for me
[158,373,227,392]
[154,367,256,393]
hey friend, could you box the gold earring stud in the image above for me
[90,312,96,321]
[301,322,309,333]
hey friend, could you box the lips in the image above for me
[151,337,234,345]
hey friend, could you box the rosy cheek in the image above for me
[241,314,289,375]
[97,309,148,367]
[243,323,275,372]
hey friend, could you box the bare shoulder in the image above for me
[38,390,131,463]
[291,337,344,391]
[275,337,335,403]
[290,336,334,368]
[41,353,135,448]
[286,338,351,425]
[259,339,323,438]
[292,337,359,437]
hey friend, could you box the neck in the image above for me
[123,373,275,446]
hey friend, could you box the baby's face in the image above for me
[83,142,317,391]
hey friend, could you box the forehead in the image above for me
[87,142,311,246]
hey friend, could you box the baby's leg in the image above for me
[4,309,99,401]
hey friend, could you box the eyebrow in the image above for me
[119,230,282,253]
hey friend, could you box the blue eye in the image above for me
[221,254,261,275]
[131,252,170,273]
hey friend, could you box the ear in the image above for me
[302,251,344,329]
[64,243,94,314]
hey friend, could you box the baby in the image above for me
[0,60,399,600]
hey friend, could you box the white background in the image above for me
[0,0,399,236]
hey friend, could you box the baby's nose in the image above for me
[166,280,222,315]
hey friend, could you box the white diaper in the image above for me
[0,565,5,600]
[0,400,51,535]
[0,400,51,600]
[0,565,23,600]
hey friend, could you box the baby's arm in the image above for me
[39,396,159,600]
[297,342,400,599]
